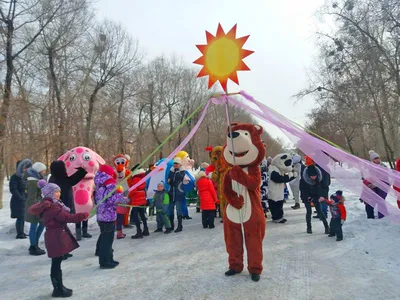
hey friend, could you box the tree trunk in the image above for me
[0,21,15,209]
[117,83,126,153]
[48,47,66,155]
[85,85,101,147]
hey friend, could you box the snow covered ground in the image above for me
[0,179,399,300]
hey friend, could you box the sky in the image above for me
[95,0,326,144]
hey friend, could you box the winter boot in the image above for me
[324,226,330,235]
[142,227,150,236]
[51,272,73,297]
[251,274,260,282]
[328,233,335,237]
[174,216,183,233]
[82,228,92,238]
[16,234,27,239]
[62,253,73,260]
[291,203,300,210]
[196,207,201,213]
[100,262,118,269]
[116,230,126,239]
[336,237,343,242]
[278,218,287,224]
[185,215,192,220]
[225,269,240,276]
[307,227,312,234]
[131,228,143,239]
[154,228,163,233]
[29,245,46,256]
[75,228,82,241]
[164,228,172,234]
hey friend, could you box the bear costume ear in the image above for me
[227,123,239,133]
[254,124,263,134]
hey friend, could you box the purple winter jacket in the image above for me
[94,171,127,222]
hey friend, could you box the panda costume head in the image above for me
[270,153,294,174]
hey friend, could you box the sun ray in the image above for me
[194,24,253,92]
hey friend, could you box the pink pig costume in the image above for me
[58,147,105,240]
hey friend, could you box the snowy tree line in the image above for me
[0,0,283,206]
[297,0,400,168]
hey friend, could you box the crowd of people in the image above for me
[8,147,394,297]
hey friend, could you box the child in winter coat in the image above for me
[94,165,127,269]
[322,191,347,241]
[196,171,219,229]
[28,180,88,298]
[152,182,172,234]
[25,162,47,256]
[129,168,149,239]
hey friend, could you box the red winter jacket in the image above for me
[394,158,400,208]
[129,173,147,206]
[197,176,219,211]
[28,198,87,258]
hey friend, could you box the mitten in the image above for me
[287,172,294,178]
[292,172,298,178]
[230,195,244,209]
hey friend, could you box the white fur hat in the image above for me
[32,162,46,173]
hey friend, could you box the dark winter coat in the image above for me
[9,159,32,219]
[25,168,44,223]
[28,198,87,258]
[168,167,186,203]
[48,161,87,212]
[300,165,324,202]
[316,164,331,198]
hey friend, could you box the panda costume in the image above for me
[267,153,297,223]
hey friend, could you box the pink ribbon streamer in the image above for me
[222,91,400,223]
[127,100,211,192]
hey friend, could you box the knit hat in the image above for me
[330,190,343,203]
[38,179,60,199]
[369,150,380,161]
[305,156,314,166]
[173,157,182,165]
[32,162,46,173]
[99,164,115,177]
[292,154,301,164]
[307,165,318,177]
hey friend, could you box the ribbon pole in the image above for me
[225,94,246,250]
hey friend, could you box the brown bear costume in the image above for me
[222,123,266,282]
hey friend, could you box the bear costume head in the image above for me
[223,123,266,167]
[271,153,294,173]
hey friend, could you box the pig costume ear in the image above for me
[57,151,70,162]
[96,153,106,166]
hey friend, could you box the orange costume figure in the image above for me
[112,154,133,227]
[222,123,266,282]
[206,146,230,219]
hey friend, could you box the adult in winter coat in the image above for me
[48,161,88,241]
[25,162,47,255]
[289,154,302,210]
[94,164,127,269]
[129,168,149,239]
[268,153,297,223]
[360,150,389,219]
[300,164,330,234]
[28,180,88,298]
[167,157,186,232]
[197,171,219,229]
[10,159,32,239]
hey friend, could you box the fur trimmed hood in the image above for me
[303,165,323,185]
